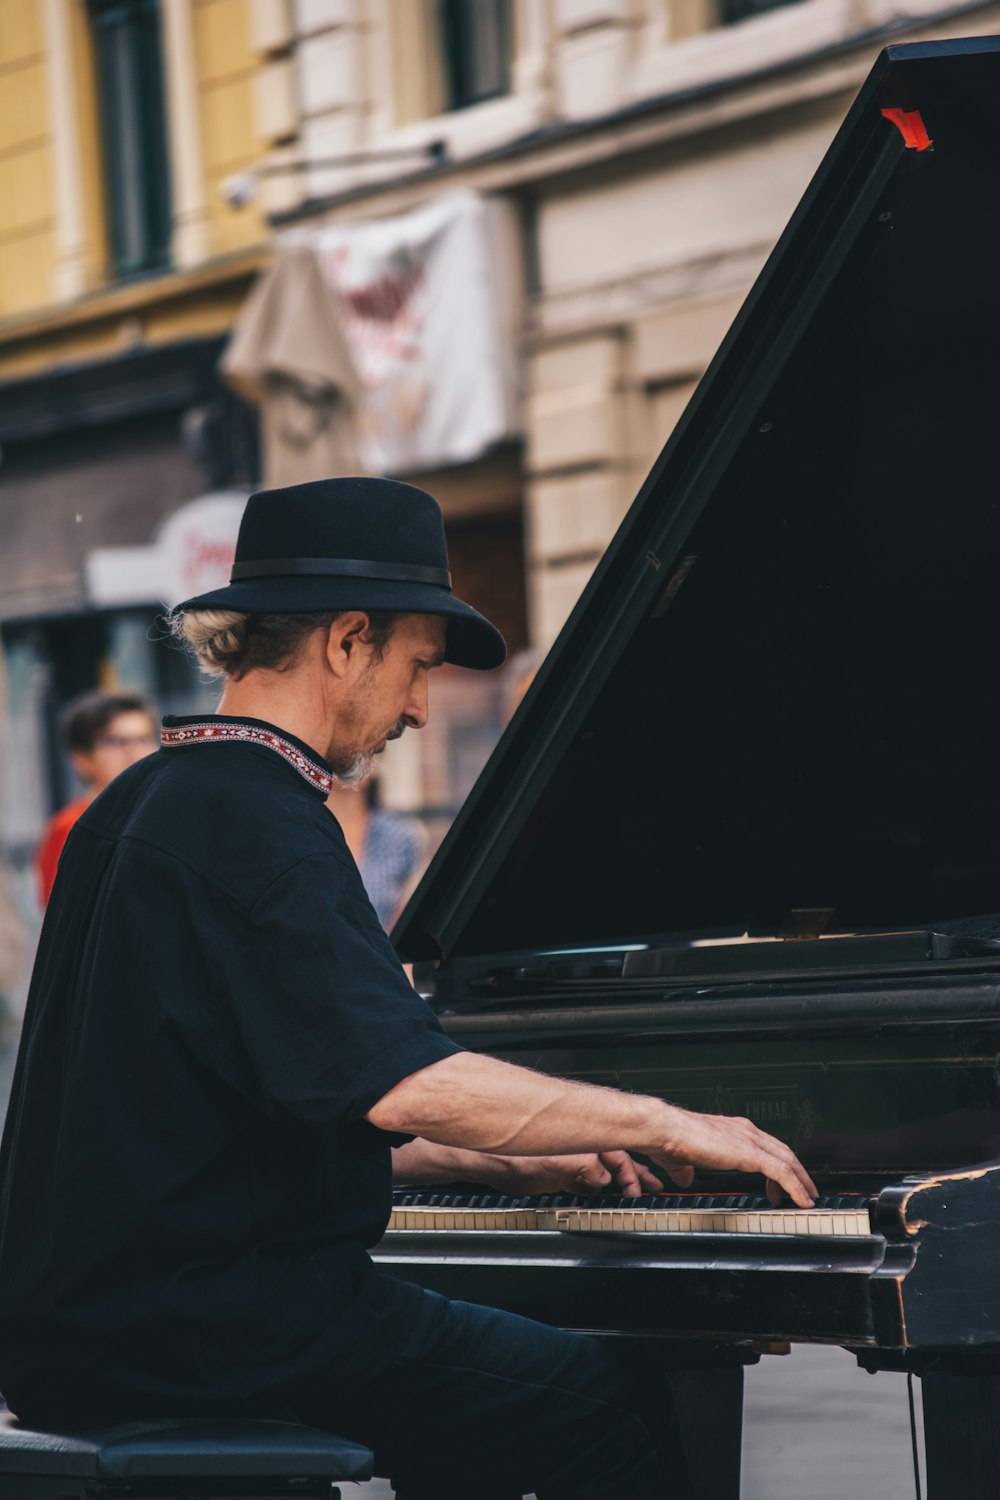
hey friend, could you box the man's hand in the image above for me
[391,1141,662,1196]
[373,1052,816,1208]
[651,1105,818,1208]
[499,1151,664,1198]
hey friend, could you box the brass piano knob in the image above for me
[752,1339,792,1356]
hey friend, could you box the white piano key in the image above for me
[386,1202,872,1237]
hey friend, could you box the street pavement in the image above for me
[0,1036,925,1498]
[335,1347,925,1499]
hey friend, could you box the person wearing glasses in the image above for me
[35,690,158,907]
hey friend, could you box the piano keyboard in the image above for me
[388,1191,876,1238]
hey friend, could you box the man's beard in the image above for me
[329,717,407,787]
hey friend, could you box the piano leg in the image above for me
[613,1339,747,1500]
[921,1370,1000,1498]
[670,1365,744,1500]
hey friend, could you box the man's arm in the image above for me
[391,1139,665,1197]
[369,1051,816,1207]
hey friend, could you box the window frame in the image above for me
[440,0,513,113]
[86,0,173,279]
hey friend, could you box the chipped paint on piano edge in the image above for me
[897,1164,995,1236]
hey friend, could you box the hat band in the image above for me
[230,556,452,589]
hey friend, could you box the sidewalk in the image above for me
[335,1346,924,1499]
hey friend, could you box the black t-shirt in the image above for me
[0,715,462,1420]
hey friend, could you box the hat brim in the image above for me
[173,579,507,671]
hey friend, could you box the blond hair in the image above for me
[169,608,397,679]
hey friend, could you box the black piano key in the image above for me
[390,1185,884,1218]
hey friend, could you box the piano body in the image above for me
[387,37,1000,1497]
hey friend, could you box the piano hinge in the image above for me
[652,554,698,618]
[778,907,835,940]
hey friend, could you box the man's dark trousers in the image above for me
[294,1293,696,1499]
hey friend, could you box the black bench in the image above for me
[0,1414,373,1500]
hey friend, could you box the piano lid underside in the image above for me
[456,111,1000,956]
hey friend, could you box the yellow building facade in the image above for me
[0,0,271,378]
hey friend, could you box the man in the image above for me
[34,689,158,905]
[0,478,815,1500]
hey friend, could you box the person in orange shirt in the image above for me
[35,690,158,906]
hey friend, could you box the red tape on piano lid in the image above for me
[881,107,933,152]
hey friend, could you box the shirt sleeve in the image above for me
[212,851,462,1129]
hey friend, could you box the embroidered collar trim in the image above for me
[161,719,333,797]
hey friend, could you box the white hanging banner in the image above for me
[312,191,521,473]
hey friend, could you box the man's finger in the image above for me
[666,1163,695,1188]
[758,1151,813,1208]
[575,1160,613,1193]
[744,1125,818,1199]
[770,1149,817,1203]
[634,1163,665,1193]
[599,1151,643,1197]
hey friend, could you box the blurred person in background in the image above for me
[326,776,424,931]
[501,647,545,725]
[35,690,158,907]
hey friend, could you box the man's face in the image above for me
[327,614,446,784]
[73,710,158,794]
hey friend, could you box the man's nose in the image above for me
[404,682,430,730]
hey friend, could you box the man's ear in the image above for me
[325,612,372,679]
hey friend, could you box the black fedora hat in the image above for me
[175,476,506,671]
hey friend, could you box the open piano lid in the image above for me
[395,37,1000,965]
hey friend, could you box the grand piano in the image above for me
[386,37,1000,1498]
